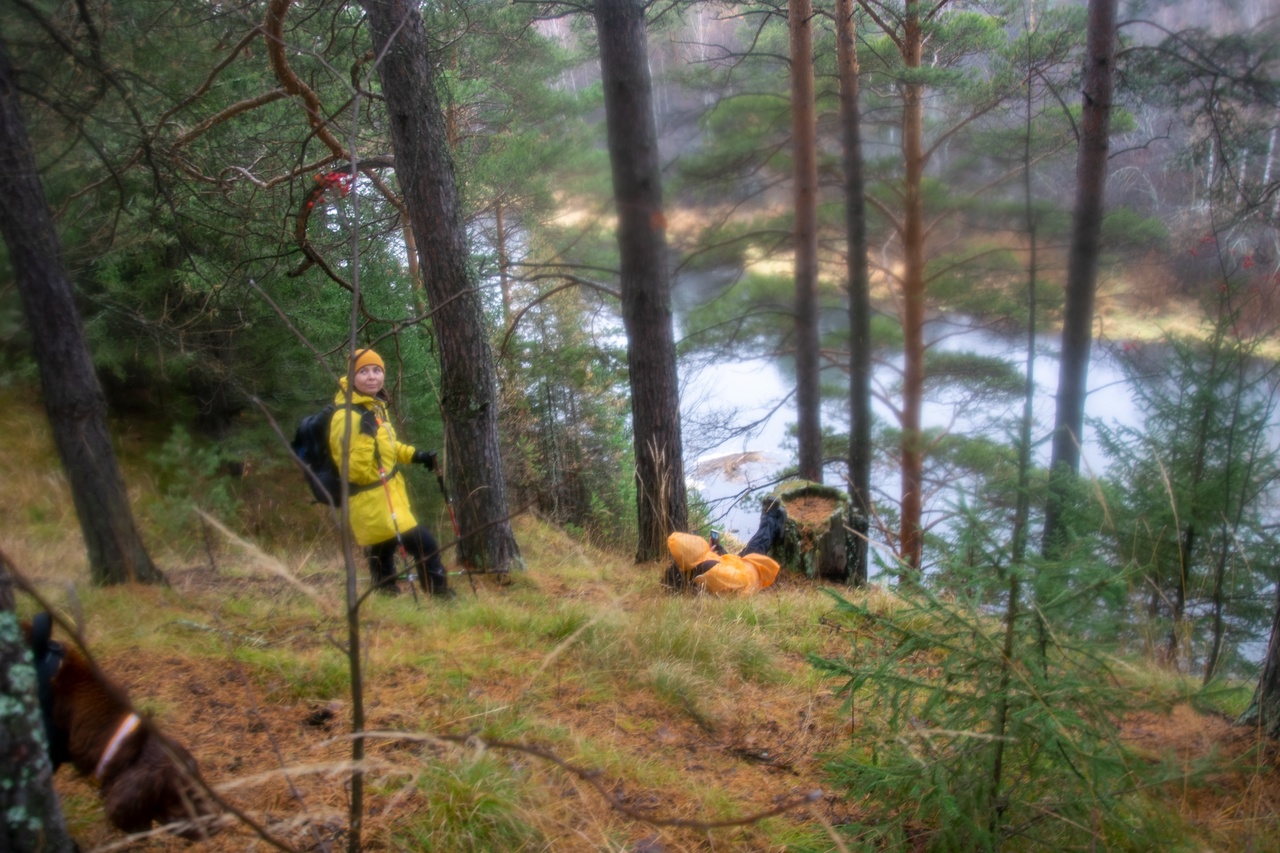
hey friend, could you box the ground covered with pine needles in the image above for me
[19,523,871,851]
[13,525,1280,852]
[3,389,1279,851]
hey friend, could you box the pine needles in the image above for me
[813,583,1177,851]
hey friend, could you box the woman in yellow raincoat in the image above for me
[663,498,786,595]
[329,348,452,597]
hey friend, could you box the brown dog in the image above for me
[26,614,220,840]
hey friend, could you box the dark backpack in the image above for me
[292,404,382,507]
[292,404,344,506]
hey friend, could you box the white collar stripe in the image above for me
[94,713,141,781]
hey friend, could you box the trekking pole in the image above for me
[436,472,461,539]
[433,467,478,595]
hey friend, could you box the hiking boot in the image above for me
[425,567,455,599]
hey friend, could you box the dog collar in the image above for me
[94,713,142,782]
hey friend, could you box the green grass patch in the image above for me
[234,646,350,701]
[391,753,545,852]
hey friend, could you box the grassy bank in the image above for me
[4,391,1278,851]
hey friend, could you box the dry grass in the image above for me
[17,535,859,852]
[4,392,1280,852]
[10,474,857,853]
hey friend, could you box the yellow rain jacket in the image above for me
[328,379,422,547]
[666,532,780,596]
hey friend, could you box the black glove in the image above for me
[358,409,379,437]
[412,449,438,471]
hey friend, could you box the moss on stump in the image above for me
[772,482,863,583]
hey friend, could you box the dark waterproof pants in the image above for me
[368,525,449,595]
[741,497,786,557]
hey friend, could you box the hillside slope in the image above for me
[18,521,864,851]
[3,391,1278,851]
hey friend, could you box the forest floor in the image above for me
[25,554,866,852]
[3,390,1280,851]
[1122,703,1280,846]
[14,544,1280,853]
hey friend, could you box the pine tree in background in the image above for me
[1096,253,1280,679]
[0,34,163,586]
[594,0,689,561]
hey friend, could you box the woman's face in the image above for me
[354,364,385,396]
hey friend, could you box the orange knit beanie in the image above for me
[352,348,384,372]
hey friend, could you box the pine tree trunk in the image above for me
[899,0,927,577]
[837,0,871,586]
[361,0,521,573]
[0,36,162,586]
[1166,523,1193,669]
[1012,76,1038,568]
[1042,0,1118,557]
[1239,587,1280,739]
[496,201,511,324]
[594,0,688,562]
[0,559,77,853]
[791,0,823,483]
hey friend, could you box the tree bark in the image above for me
[0,36,162,586]
[361,0,521,572]
[496,200,511,325]
[773,485,856,581]
[1012,52,1038,569]
[791,0,823,483]
[0,559,77,853]
[594,0,689,562]
[899,0,927,578]
[1042,0,1117,557]
[837,0,871,586]
[1238,584,1280,739]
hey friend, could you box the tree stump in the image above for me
[772,483,863,583]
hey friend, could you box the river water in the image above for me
[678,322,1140,556]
